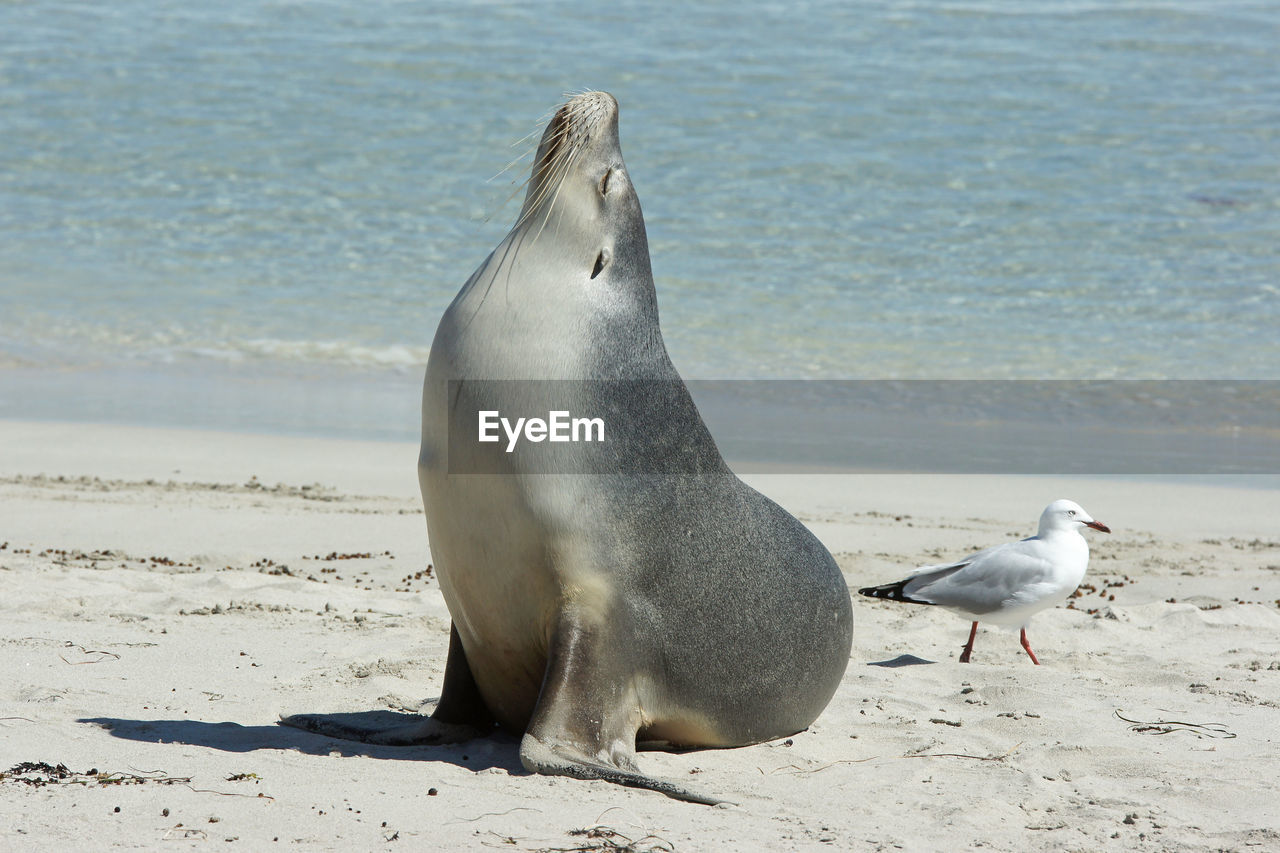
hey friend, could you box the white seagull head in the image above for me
[1039,499,1111,536]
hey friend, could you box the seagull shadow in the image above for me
[78,712,524,774]
[866,654,935,667]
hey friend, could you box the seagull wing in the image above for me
[904,539,1057,616]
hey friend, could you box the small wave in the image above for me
[1,321,432,373]
[232,338,431,368]
[125,337,431,371]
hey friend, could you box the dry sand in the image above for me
[2,419,1278,851]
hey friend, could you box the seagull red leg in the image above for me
[958,621,978,663]
[1019,628,1041,665]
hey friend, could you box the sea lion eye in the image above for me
[591,247,611,279]
[598,168,611,196]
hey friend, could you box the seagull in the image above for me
[858,499,1111,664]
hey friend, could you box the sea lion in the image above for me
[283,91,853,804]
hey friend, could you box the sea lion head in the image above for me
[513,91,654,298]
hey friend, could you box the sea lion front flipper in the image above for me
[279,623,494,745]
[519,734,728,806]
[518,607,731,806]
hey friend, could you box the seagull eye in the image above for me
[1067,510,1076,516]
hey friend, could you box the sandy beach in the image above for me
[5,2,1278,850]
[2,418,1278,851]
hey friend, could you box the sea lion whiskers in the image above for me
[485,153,539,227]
[510,149,575,240]
[530,126,574,201]
[471,102,590,321]
[457,224,530,334]
[517,150,579,241]
[495,92,613,230]
[484,111,569,227]
[511,147,568,231]
[533,97,616,237]
[486,132,558,224]
[531,147,583,243]
[514,97,602,233]
[488,119,547,185]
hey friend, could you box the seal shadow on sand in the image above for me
[867,654,936,667]
[78,711,525,774]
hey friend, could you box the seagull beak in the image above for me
[1084,520,1111,533]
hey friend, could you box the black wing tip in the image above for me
[857,581,934,606]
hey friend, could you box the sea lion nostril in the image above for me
[598,168,611,196]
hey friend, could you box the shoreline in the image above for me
[3,358,1276,486]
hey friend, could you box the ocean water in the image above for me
[1,1,1277,459]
